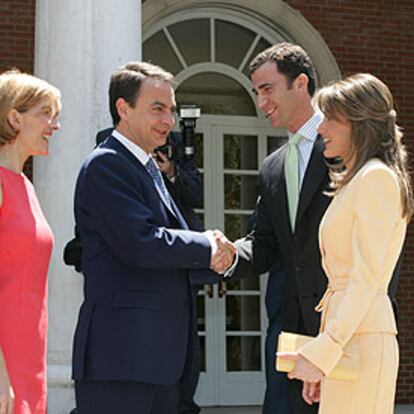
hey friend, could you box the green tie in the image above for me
[284,133,303,231]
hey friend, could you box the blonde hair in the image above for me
[315,73,413,219]
[0,69,61,145]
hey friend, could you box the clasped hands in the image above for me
[209,230,236,274]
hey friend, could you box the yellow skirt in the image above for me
[319,333,398,414]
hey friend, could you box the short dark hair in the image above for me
[109,61,174,125]
[249,42,317,96]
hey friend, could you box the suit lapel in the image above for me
[170,200,189,230]
[268,146,293,237]
[105,136,188,229]
[296,135,328,226]
[106,136,145,172]
[278,147,293,237]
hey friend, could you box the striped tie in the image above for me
[145,158,172,210]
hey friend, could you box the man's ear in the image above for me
[295,73,309,93]
[116,98,130,121]
[7,109,22,131]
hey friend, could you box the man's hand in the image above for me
[210,230,236,273]
[154,152,175,179]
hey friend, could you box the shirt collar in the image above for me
[288,111,323,143]
[111,129,157,167]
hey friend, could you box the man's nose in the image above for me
[164,113,175,128]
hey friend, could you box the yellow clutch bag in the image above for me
[276,331,359,381]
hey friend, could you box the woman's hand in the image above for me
[302,380,320,405]
[0,351,14,414]
[277,352,323,406]
[277,352,324,382]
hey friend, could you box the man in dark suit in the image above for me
[227,43,331,414]
[72,61,231,414]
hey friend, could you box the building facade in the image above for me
[1,0,413,412]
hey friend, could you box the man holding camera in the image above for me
[155,131,203,232]
[71,61,231,414]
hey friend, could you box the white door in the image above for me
[193,115,286,406]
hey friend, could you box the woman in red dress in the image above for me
[0,70,61,414]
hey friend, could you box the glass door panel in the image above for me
[194,118,283,406]
[226,336,262,371]
[224,135,258,170]
[226,295,261,331]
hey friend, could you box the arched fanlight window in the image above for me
[143,15,279,116]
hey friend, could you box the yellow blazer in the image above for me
[299,158,407,376]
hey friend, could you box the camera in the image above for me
[179,105,201,160]
[154,105,201,162]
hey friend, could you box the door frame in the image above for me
[194,115,284,405]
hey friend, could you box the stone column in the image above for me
[33,1,141,412]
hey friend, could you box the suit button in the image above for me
[295,266,301,272]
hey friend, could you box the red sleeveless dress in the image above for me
[0,166,53,414]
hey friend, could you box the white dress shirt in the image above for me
[112,129,150,166]
[288,111,323,188]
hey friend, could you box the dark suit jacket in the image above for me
[235,136,331,336]
[72,136,215,385]
[247,209,285,321]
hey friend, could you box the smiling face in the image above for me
[11,97,61,156]
[116,78,176,154]
[251,61,309,132]
[317,113,352,162]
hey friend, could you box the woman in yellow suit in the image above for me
[278,73,414,413]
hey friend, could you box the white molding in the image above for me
[163,27,188,69]
[143,7,283,45]
[143,0,341,85]
[210,18,216,62]
[238,34,260,72]
[174,62,259,115]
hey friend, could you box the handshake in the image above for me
[207,230,237,274]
